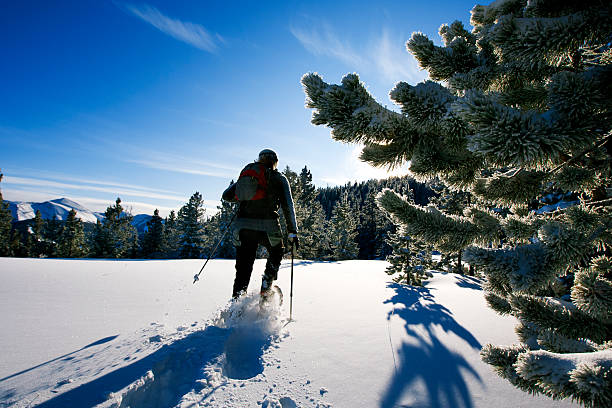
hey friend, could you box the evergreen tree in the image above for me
[358,190,395,260]
[0,171,14,256]
[91,198,137,258]
[302,1,612,405]
[178,192,206,259]
[10,229,25,257]
[428,181,475,274]
[385,229,432,286]
[383,190,433,286]
[295,166,329,259]
[29,210,45,257]
[90,219,107,258]
[329,191,359,260]
[43,218,63,257]
[56,209,86,258]
[163,210,180,257]
[141,209,165,258]
[205,195,237,259]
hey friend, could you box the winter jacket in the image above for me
[222,166,298,238]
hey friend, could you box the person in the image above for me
[222,149,299,299]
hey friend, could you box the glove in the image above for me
[288,233,299,251]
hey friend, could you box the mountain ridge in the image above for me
[6,198,152,234]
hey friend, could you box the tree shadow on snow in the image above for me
[0,335,119,383]
[454,275,483,291]
[380,283,482,408]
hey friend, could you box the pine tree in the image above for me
[428,181,475,274]
[204,195,237,259]
[302,1,612,405]
[0,171,13,256]
[384,190,433,286]
[43,218,63,257]
[163,210,180,257]
[178,192,206,259]
[56,209,86,258]
[141,209,165,258]
[295,166,329,259]
[329,191,359,260]
[91,198,137,258]
[385,229,432,286]
[29,210,45,257]
[10,229,25,257]
[358,190,395,260]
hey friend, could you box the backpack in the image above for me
[234,162,270,201]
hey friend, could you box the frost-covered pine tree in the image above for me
[302,0,612,405]
[385,228,433,286]
[178,192,206,259]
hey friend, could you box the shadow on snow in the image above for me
[32,296,280,408]
[380,283,482,408]
[0,335,119,383]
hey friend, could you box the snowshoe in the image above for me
[259,285,283,311]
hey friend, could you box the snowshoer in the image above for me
[222,149,299,299]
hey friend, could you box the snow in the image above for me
[7,198,103,223]
[0,258,579,408]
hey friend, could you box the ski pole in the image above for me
[289,239,295,321]
[193,210,237,284]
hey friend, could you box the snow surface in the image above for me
[0,258,579,408]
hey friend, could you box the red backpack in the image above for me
[234,162,269,201]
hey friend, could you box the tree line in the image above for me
[0,168,443,264]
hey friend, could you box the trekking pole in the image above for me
[193,210,237,284]
[289,240,295,321]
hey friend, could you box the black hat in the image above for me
[258,149,278,169]
[258,149,278,162]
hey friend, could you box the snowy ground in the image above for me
[0,258,579,408]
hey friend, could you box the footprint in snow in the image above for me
[261,396,297,408]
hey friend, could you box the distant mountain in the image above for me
[6,198,152,234]
[7,198,104,224]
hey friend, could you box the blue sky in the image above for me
[1,0,477,216]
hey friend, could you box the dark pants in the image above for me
[232,229,284,298]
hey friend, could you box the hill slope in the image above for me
[7,198,104,223]
[0,259,579,407]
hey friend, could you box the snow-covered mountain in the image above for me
[7,198,104,224]
[6,198,153,233]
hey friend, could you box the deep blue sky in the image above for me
[1,0,477,215]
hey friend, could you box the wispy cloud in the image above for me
[290,22,364,68]
[121,3,222,52]
[291,19,427,84]
[373,29,425,84]
[4,175,187,203]
[125,151,239,179]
